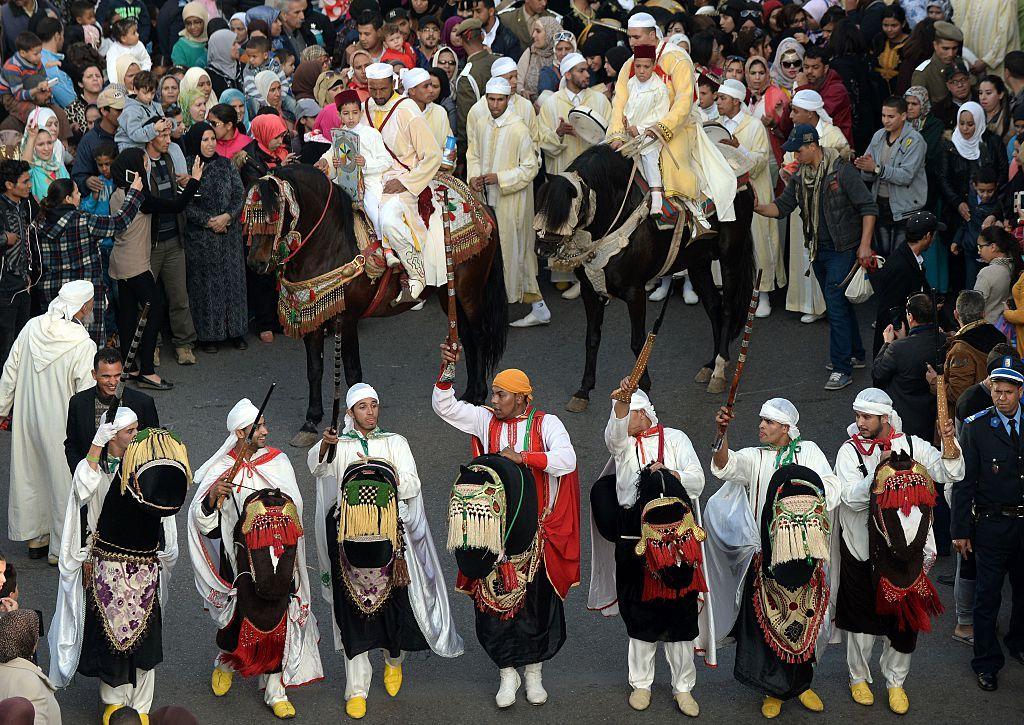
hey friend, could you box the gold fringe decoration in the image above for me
[447,465,507,554]
[769,494,830,569]
[120,428,192,495]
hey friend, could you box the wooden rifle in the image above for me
[320,328,343,463]
[932,288,959,459]
[217,383,276,509]
[612,281,673,403]
[105,302,150,424]
[440,185,460,382]
[712,271,762,452]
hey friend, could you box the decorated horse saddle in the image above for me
[448,455,538,620]
[336,458,410,616]
[869,451,943,632]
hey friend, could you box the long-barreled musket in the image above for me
[217,383,276,509]
[440,185,460,382]
[932,288,959,459]
[612,282,673,403]
[712,271,762,452]
[105,302,150,424]
[321,328,343,463]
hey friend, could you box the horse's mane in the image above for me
[537,145,636,232]
[257,163,354,218]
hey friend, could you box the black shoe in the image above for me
[937,573,955,587]
[136,375,174,391]
[977,672,997,691]
[1010,651,1024,666]
[230,336,248,350]
[200,342,218,354]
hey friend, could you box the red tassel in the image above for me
[680,535,703,567]
[877,483,936,516]
[244,517,302,555]
[498,560,518,592]
[876,572,945,632]
[220,615,287,677]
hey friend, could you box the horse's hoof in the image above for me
[706,377,727,394]
[694,367,713,384]
[565,396,589,413]
[290,429,320,448]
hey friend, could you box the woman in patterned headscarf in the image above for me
[0,609,61,725]
[770,37,805,95]
[516,15,564,103]
[905,85,948,290]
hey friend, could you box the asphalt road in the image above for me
[3,286,1022,724]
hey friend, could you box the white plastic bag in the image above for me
[844,255,884,304]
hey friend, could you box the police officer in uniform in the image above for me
[954,357,1024,691]
[910,20,964,106]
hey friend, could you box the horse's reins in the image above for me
[278,180,334,267]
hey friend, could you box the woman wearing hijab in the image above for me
[537,30,576,96]
[517,16,563,103]
[903,85,947,289]
[245,5,283,48]
[252,70,290,124]
[180,67,218,105]
[217,87,251,133]
[432,45,458,87]
[114,55,142,93]
[172,1,210,68]
[0,610,61,725]
[229,11,248,44]
[179,86,208,130]
[940,102,1009,275]
[108,148,203,389]
[745,55,791,177]
[206,28,241,96]
[602,45,630,101]
[427,66,456,135]
[292,59,324,100]
[181,122,248,352]
[19,119,68,202]
[442,16,467,60]
[770,38,805,96]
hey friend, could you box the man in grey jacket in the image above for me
[855,97,927,257]
[755,124,878,391]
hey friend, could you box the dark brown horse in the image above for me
[246,165,507,446]
[535,144,755,411]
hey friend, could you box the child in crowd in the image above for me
[0,32,44,108]
[97,0,152,44]
[696,69,720,122]
[317,89,394,244]
[79,142,119,343]
[623,45,670,214]
[105,18,151,88]
[243,36,289,105]
[275,48,296,81]
[66,0,103,50]
[951,166,1000,289]
[171,1,210,69]
[115,71,169,149]
[380,22,417,71]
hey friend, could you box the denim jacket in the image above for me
[861,123,928,222]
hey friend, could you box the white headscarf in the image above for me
[849,387,904,436]
[48,280,93,320]
[628,389,659,428]
[181,67,217,103]
[194,398,260,484]
[255,70,281,104]
[770,38,804,92]
[759,398,800,439]
[26,106,67,167]
[791,88,833,125]
[952,101,986,161]
[110,406,139,432]
[344,383,379,433]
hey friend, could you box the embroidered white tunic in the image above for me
[537,86,613,175]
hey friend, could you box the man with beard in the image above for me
[187,399,322,719]
[0,280,96,564]
[588,377,711,717]
[309,383,463,719]
[834,387,963,714]
[433,342,580,708]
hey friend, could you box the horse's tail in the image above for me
[476,234,508,376]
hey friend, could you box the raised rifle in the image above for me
[440,185,460,383]
[932,288,959,459]
[217,383,276,509]
[105,302,150,424]
[712,271,762,452]
[321,329,343,463]
[612,279,673,403]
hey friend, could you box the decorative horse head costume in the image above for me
[869,451,943,632]
[753,465,831,665]
[447,454,538,620]
[326,458,410,619]
[91,429,191,654]
[218,487,304,677]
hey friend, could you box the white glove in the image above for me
[92,420,120,447]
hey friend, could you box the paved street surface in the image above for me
[3,288,1022,724]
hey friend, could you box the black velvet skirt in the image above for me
[616,540,700,643]
[474,563,566,668]
[78,598,163,688]
[835,538,918,653]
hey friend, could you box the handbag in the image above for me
[844,255,885,304]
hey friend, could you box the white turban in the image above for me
[629,389,658,428]
[759,398,800,439]
[402,67,429,90]
[366,62,394,80]
[718,78,746,101]
[490,56,518,78]
[559,52,586,77]
[627,12,657,28]
[669,32,689,51]
[48,279,94,320]
[227,398,260,433]
[851,387,904,435]
[344,383,379,433]
[791,89,833,125]
[111,406,139,432]
[485,77,512,95]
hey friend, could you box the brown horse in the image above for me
[246,164,507,446]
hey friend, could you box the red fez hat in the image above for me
[633,44,657,61]
[335,89,362,109]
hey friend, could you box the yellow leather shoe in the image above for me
[211,667,233,696]
[798,688,824,712]
[271,700,296,719]
[761,696,782,719]
[384,663,403,697]
[887,687,909,715]
[346,696,367,719]
[139,716,149,725]
[102,705,123,725]
[850,681,874,706]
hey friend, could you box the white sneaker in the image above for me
[510,311,551,328]
[649,278,670,301]
[496,668,521,708]
[683,277,699,305]
[755,292,771,318]
[523,663,547,705]
[561,282,581,300]
[800,313,823,324]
